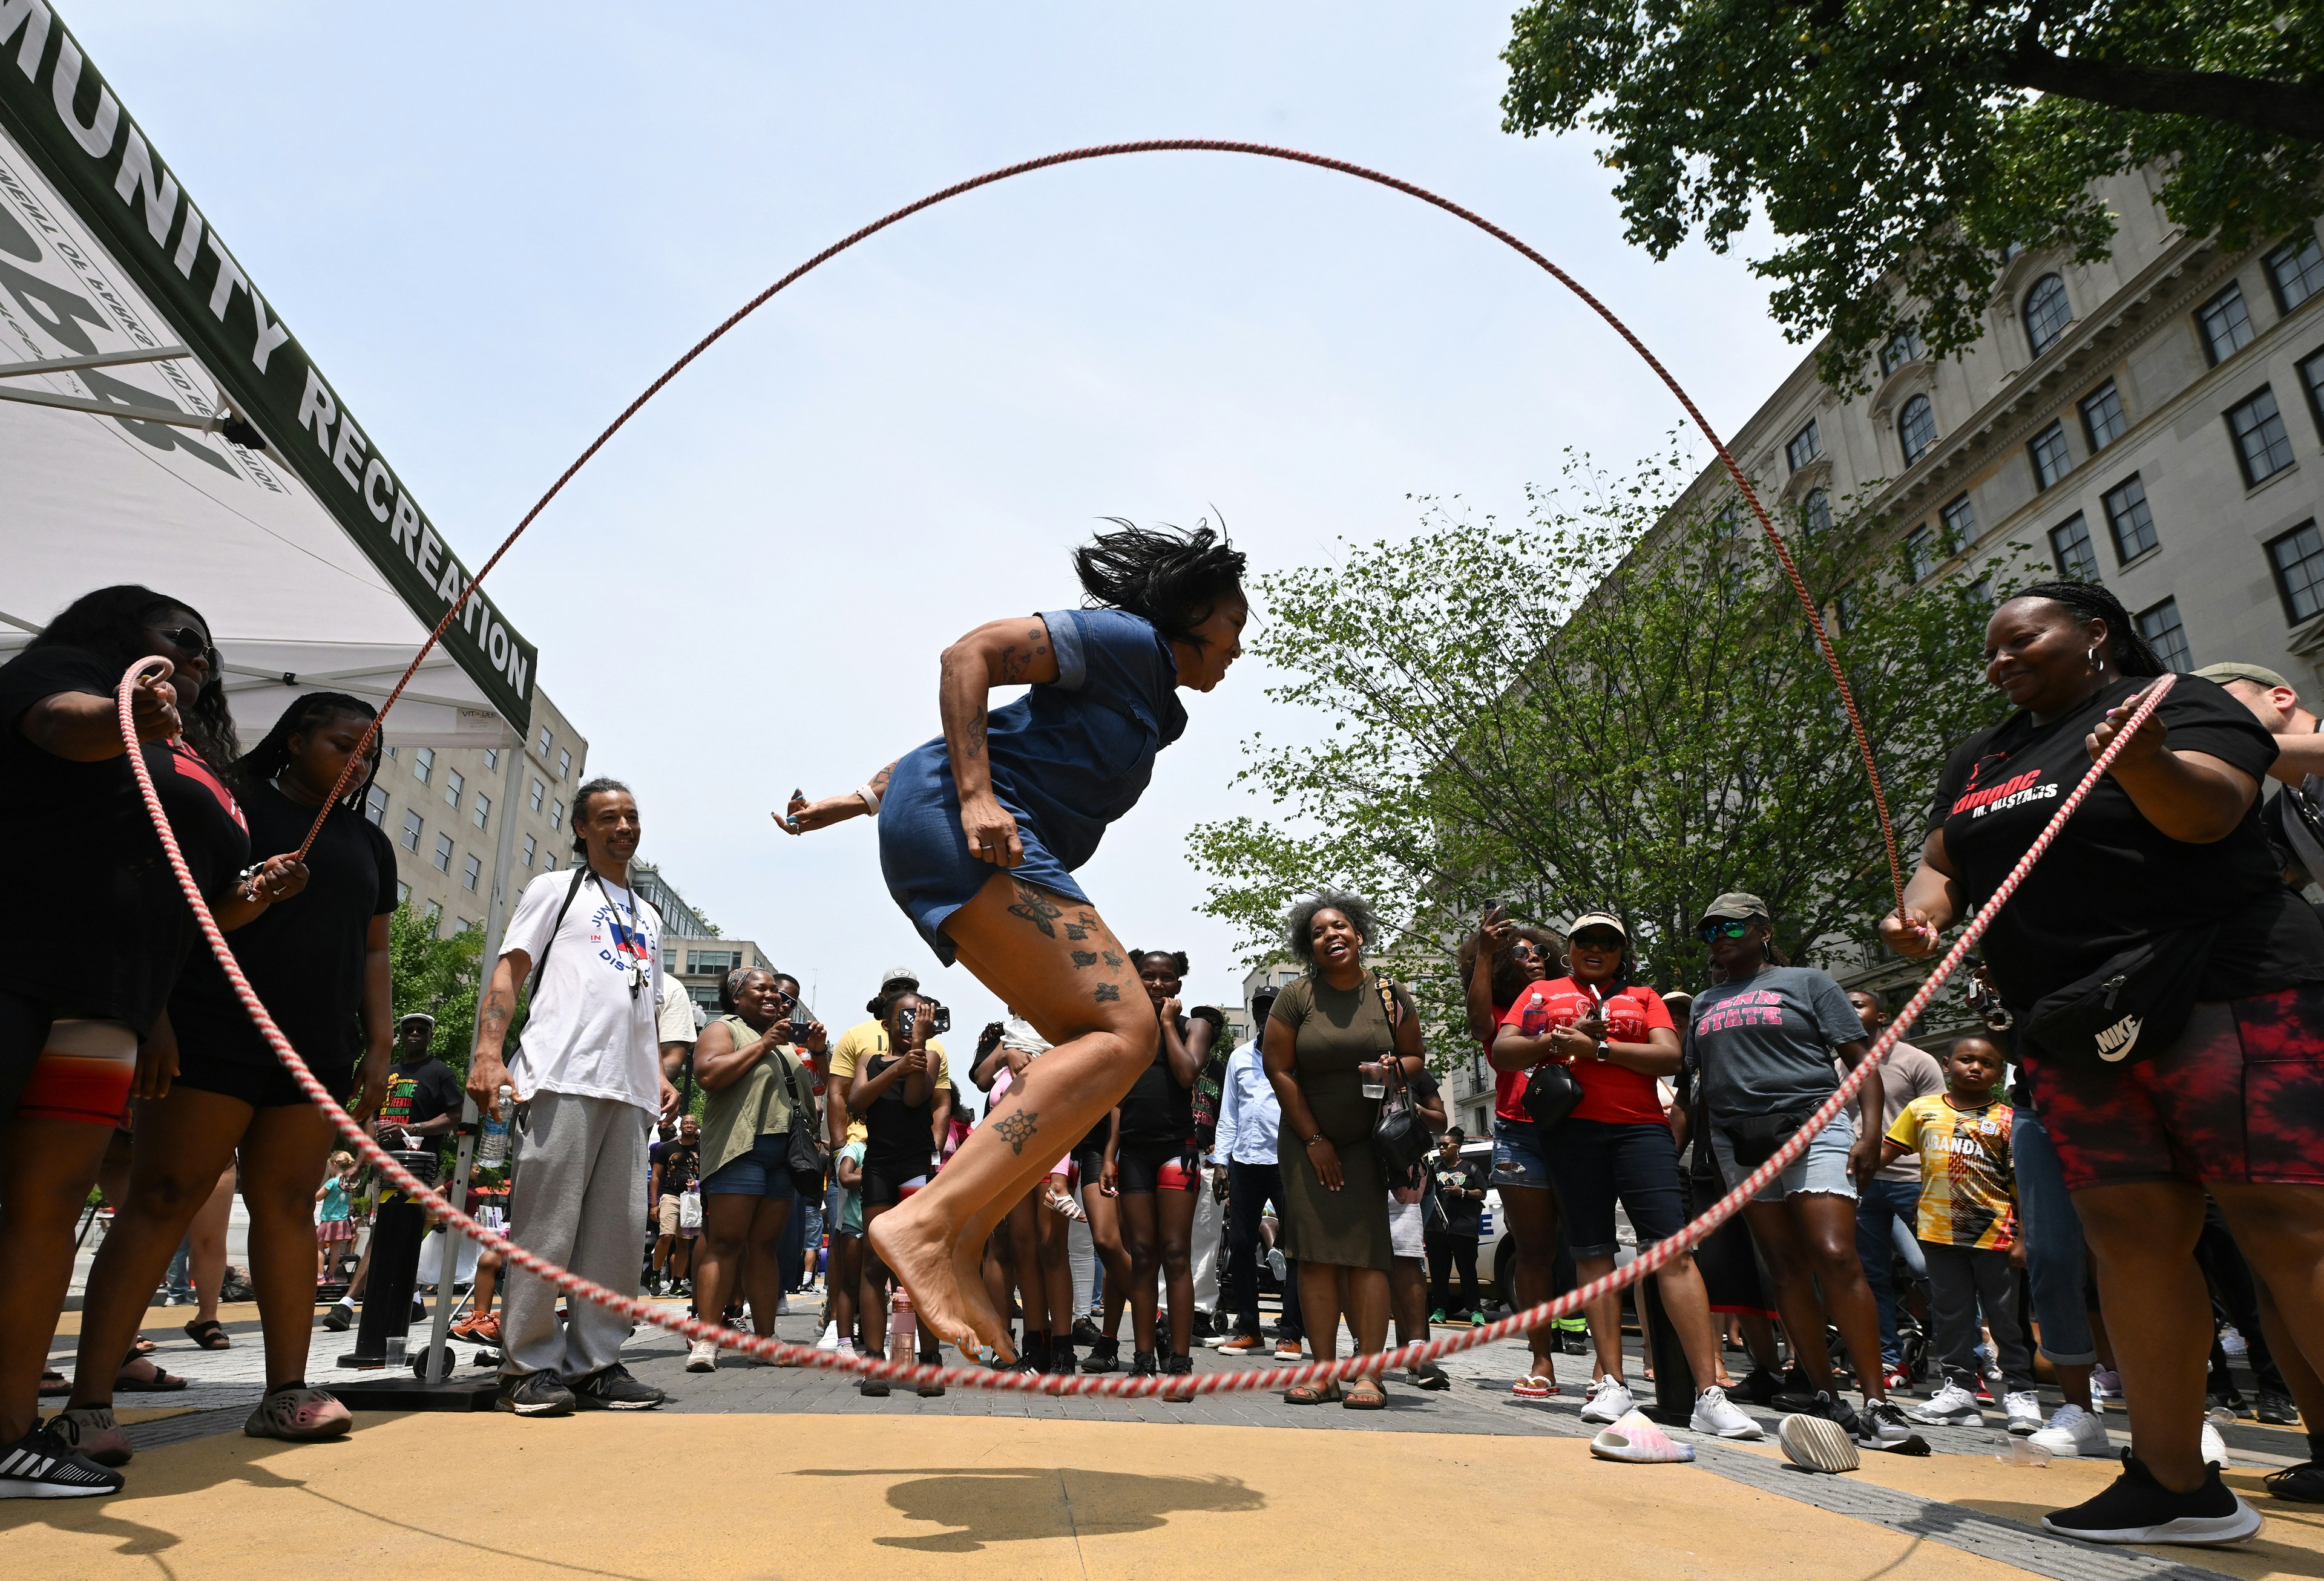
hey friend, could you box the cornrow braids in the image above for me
[231,691,379,813]
[2009,580,2166,678]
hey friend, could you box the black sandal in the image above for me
[117,1359,190,1392]
[184,1318,232,1350]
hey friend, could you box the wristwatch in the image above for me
[1594,1039,1612,1062]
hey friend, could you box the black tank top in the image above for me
[1116,1015,1195,1147]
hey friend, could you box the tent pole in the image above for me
[419,731,529,1385]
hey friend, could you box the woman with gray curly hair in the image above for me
[1261,892,1424,1408]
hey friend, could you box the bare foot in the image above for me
[949,1235,1015,1363]
[868,1200,1013,1363]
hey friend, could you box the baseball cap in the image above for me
[396,1012,436,1032]
[878,964,921,991]
[1696,891,1770,929]
[2193,661,2291,692]
[1566,911,1627,940]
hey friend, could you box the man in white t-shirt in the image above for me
[470,778,678,1416]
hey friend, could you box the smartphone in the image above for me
[930,1005,952,1036]
[897,1005,917,1042]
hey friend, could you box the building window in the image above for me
[2299,347,2324,440]
[433,833,454,873]
[2049,514,2101,580]
[364,784,389,827]
[550,798,565,830]
[543,853,558,871]
[1940,492,1976,549]
[687,948,740,975]
[2024,274,2071,356]
[2138,597,2192,672]
[557,748,573,781]
[1899,394,1937,466]
[396,880,411,905]
[2271,235,2324,314]
[2228,387,2296,485]
[424,899,442,929]
[1880,327,1924,375]
[2102,474,2158,563]
[485,748,501,771]
[412,745,433,785]
[1785,419,1821,473]
[530,777,546,813]
[1833,584,1860,632]
[399,810,423,852]
[521,833,537,868]
[2200,283,2256,365]
[2270,520,2324,624]
[663,946,678,971]
[1906,525,1940,581]
[2029,421,2072,489]
[444,768,463,809]
[384,744,396,759]
[537,726,553,758]
[473,793,490,830]
[1967,575,1993,605]
[461,853,482,892]
[2079,380,2126,451]
[1800,488,1831,540]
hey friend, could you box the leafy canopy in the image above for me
[1501,0,2324,382]
[389,902,493,1078]
[1189,452,2024,1050]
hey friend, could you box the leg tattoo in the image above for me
[1094,983,1121,1003]
[994,1110,1039,1156]
[1071,951,1098,969]
[1008,880,1063,938]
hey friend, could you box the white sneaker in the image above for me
[1580,1376,1636,1425]
[685,1339,718,1372]
[775,1294,791,1315]
[2029,1403,2110,1458]
[2003,1390,2044,1435]
[2202,1420,2230,1469]
[1690,1384,1764,1440]
[1908,1382,1983,1425]
[835,1338,857,1358]
[814,1321,839,1353]
[2091,1367,2121,1401]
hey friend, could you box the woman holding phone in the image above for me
[850,989,952,1396]
[783,522,1246,1361]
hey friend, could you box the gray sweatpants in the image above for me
[502,1090,651,1381]
[1922,1240,2035,1394]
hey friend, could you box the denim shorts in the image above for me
[700,1130,801,1201]
[1707,1111,1857,1204]
[1542,1118,1689,1258]
[1491,1116,1554,1190]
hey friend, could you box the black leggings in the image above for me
[0,986,57,1124]
[1426,1232,1480,1316]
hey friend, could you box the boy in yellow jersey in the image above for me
[1881,1036,2041,1435]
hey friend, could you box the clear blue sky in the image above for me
[74,1,1793,1050]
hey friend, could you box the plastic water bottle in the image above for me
[477,1087,514,1166]
[888,1288,916,1366]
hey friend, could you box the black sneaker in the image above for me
[1044,1341,1077,1375]
[2265,1461,2324,1503]
[2043,1452,2261,1546]
[1069,1317,1105,1348]
[858,1376,891,1398]
[1803,1390,1863,1439]
[322,1302,353,1333]
[1557,1329,1589,1355]
[1773,1366,1820,1412]
[1734,1366,1784,1406]
[1857,1397,1915,1447]
[570,1363,665,1411]
[1164,1352,1193,1376]
[1079,1337,1120,1375]
[1020,1337,1052,1375]
[2208,1388,2252,1419]
[495,1371,576,1417]
[2257,1391,2299,1426]
[0,1423,122,1499]
[1130,1349,1160,1378]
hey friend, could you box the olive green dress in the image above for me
[1272,971,1414,1272]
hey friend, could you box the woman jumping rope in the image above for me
[783,522,1246,1362]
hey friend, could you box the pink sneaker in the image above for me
[245,1387,353,1442]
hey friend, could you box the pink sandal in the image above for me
[243,1387,353,1442]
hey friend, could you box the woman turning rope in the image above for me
[784,522,1246,1360]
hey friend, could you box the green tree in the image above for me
[1188,454,2029,1047]
[1500,0,2324,383]
[388,903,492,1078]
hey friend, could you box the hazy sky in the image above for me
[73,2,1794,1047]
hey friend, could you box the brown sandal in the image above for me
[1343,1378,1388,1410]
[1285,1381,1343,1405]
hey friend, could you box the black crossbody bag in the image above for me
[2021,922,2221,1069]
[776,1051,828,1194]
[1368,974,1433,1188]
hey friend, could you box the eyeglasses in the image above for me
[1698,918,1756,943]
[151,624,211,655]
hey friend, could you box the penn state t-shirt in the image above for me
[1931,673,2324,1012]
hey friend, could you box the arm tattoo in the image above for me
[994,1109,1039,1156]
[1007,879,1063,937]
[965,710,986,763]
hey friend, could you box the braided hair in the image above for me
[1072,520,1247,647]
[2007,580,2166,678]
[33,584,239,769]
[231,692,379,812]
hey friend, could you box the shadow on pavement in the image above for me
[799,1465,1265,1552]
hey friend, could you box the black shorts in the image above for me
[172,1046,353,1111]
[860,1162,930,1208]
[1115,1139,1198,1195]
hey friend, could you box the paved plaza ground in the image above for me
[9,1294,2324,1579]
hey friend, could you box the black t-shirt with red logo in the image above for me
[0,644,251,1033]
[1931,673,2324,1013]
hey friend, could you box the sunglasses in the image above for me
[1698,918,1757,943]
[151,624,211,655]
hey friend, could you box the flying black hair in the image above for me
[231,692,379,813]
[570,776,632,853]
[1285,891,1379,961]
[33,584,238,769]
[1072,519,1247,647]
[2006,580,2166,678]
